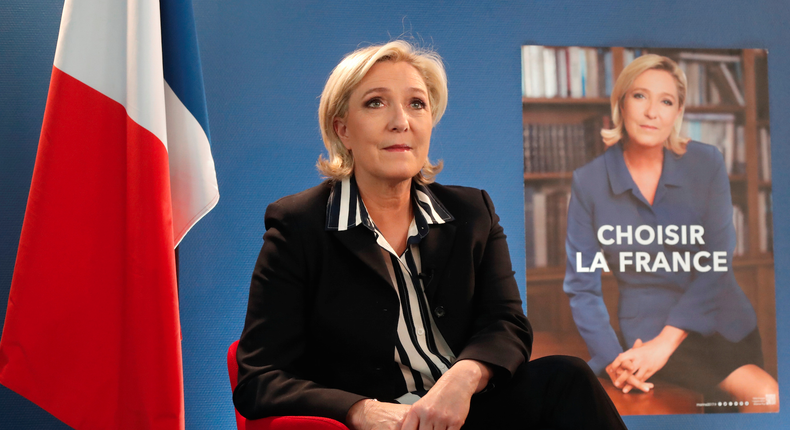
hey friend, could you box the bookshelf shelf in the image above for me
[684,105,745,114]
[524,172,573,181]
[527,266,614,283]
[733,255,775,267]
[523,97,609,106]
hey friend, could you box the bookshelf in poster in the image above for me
[521,46,652,99]
[523,47,773,270]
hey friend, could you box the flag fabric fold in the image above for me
[0,0,218,429]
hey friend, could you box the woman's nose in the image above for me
[644,100,659,119]
[389,104,409,132]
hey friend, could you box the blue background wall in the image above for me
[1,0,788,428]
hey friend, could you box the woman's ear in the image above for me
[334,117,351,150]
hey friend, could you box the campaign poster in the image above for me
[522,46,777,415]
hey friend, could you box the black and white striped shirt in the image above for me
[325,177,456,404]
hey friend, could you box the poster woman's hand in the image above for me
[605,344,654,394]
[610,326,688,393]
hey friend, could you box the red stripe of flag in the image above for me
[0,66,183,429]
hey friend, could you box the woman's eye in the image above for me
[662,99,674,106]
[633,92,645,99]
[410,99,426,109]
[365,98,383,108]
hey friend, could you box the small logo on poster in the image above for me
[752,395,776,406]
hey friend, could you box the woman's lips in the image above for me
[640,125,658,130]
[383,145,411,152]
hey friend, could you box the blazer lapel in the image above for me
[419,222,457,301]
[331,227,394,290]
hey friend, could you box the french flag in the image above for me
[0,0,218,429]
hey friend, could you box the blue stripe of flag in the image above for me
[160,0,211,141]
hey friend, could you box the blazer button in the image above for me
[434,306,446,318]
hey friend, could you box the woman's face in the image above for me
[621,69,682,149]
[334,60,432,186]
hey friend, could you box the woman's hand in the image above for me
[400,359,492,430]
[605,340,654,393]
[609,326,688,393]
[346,399,411,430]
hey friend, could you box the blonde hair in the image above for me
[602,53,690,155]
[317,40,447,184]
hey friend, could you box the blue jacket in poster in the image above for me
[563,141,758,375]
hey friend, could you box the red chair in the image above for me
[227,340,350,430]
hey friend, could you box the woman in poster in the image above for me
[563,54,779,411]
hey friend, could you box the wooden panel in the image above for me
[757,265,778,378]
[742,49,761,257]
[602,380,704,415]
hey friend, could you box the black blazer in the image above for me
[233,181,532,423]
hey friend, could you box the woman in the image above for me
[234,41,626,430]
[563,54,779,411]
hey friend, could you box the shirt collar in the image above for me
[605,141,684,196]
[325,177,454,241]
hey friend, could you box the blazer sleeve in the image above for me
[454,189,533,379]
[563,173,623,375]
[233,201,366,423]
[665,152,736,335]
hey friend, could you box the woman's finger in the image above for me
[614,366,633,388]
[622,375,651,393]
[401,410,419,430]
[629,375,654,393]
[609,354,626,370]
